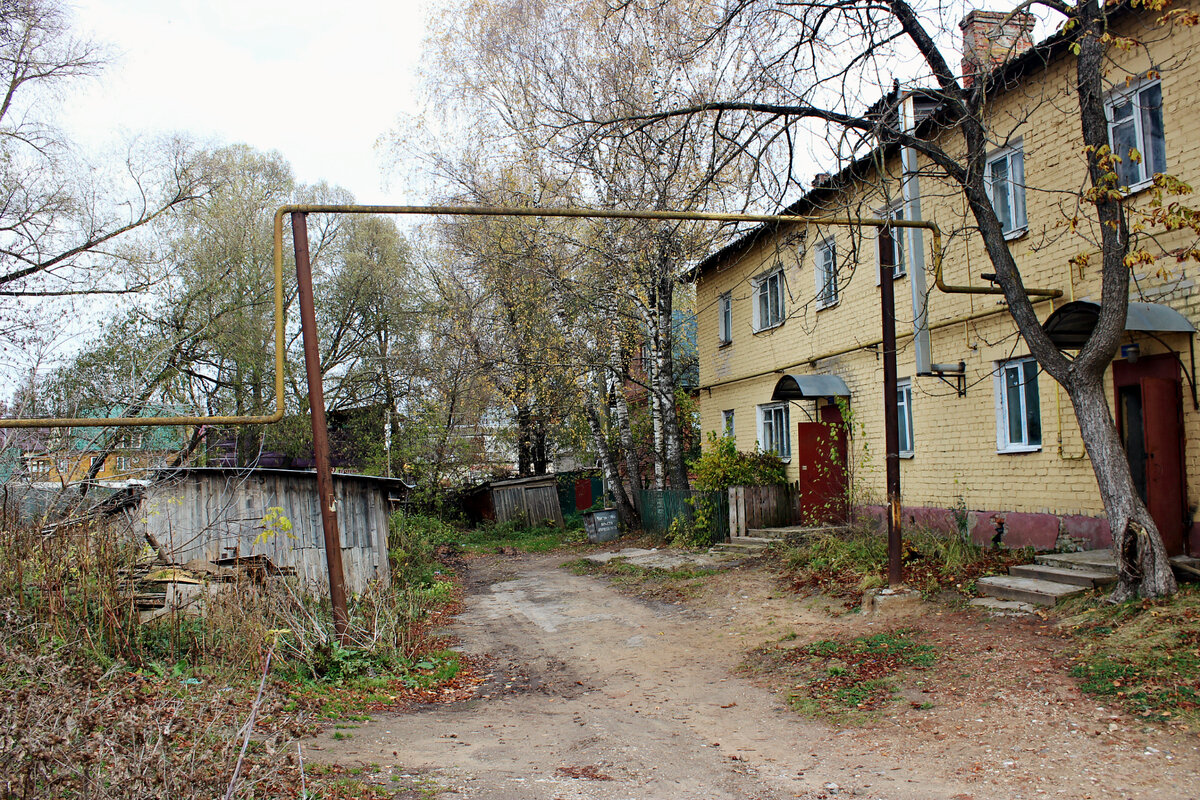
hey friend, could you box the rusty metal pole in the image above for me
[878,226,903,588]
[292,211,350,644]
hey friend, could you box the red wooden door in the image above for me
[796,405,848,523]
[1142,376,1186,555]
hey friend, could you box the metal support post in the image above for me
[878,226,903,588]
[292,211,350,644]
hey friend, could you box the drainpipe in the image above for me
[899,94,934,376]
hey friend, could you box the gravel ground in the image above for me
[308,552,1200,799]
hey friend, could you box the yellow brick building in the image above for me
[695,4,1200,554]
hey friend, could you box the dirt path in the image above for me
[311,553,1200,799]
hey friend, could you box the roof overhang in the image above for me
[771,373,851,401]
[1042,301,1195,350]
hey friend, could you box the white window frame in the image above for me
[985,142,1027,239]
[718,292,733,344]
[994,356,1042,453]
[116,455,130,472]
[1106,78,1166,192]
[815,237,838,309]
[752,268,786,331]
[897,378,914,457]
[757,403,791,460]
[722,409,735,437]
[875,202,907,283]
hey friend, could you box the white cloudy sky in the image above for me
[62,0,437,201]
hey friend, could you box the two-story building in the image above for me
[695,3,1200,555]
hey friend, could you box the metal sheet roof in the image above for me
[1042,301,1195,349]
[771,373,851,400]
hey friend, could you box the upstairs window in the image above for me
[1107,80,1166,190]
[897,378,914,457]
[753,269,785,330]
[758,403,791,460]
[718,292,732,344]
[815,237,838,309]
[986,144,1027,237]
[995,356,1042,452]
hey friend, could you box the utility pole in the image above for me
[878,226,903,587]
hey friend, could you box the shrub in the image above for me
[691,433,787,491]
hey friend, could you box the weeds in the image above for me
[779,525,1032,606]
[745,628,936,720]
[1059,585,1200,730]
[567,557,718,601]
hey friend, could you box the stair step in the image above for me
[1034,551,1118,575]
[1009,564,1117,587]
[976,575,1088,607]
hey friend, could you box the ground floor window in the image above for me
[995,356,1041,452]
[758,403,791,459]
[722,409,735,437]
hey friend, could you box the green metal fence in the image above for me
[637,489,729,545]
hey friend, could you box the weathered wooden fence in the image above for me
[637,489,729,545]
[727,480,849,537]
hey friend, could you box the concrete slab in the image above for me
[1035,550,1118,574]
[977,575,1088,606]
[969,597,1038,615]
[582,548,725,571]
[1009,563,1117,587]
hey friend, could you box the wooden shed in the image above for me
[125,467,405,594]
[488,475,565,528]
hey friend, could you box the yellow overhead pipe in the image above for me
[2,203,948,429]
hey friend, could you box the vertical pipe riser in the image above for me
[291,211,351,644]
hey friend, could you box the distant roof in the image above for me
[151,466,416,490]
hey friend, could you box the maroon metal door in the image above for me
[1142,376,1186,555]
[796,405,848,523]
[1114,354,1187,556]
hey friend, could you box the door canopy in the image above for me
[1042,301,1195,350]
[771,373,851,401]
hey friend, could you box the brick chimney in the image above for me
[960,9,1036,87]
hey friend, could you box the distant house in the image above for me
[694,4,1200,555]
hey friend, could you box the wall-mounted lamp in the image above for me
[1120,342,1141,363]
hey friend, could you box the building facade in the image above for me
[695,3,1200,555]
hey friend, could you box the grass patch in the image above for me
[745,628,936,720]
[778,526,1032,607]
[1059,584,1200,729]
[566,556,719,601]
[457,518,584,553]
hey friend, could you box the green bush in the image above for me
[387,512,459,588]
[691,433,787,491]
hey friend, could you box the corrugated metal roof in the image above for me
[1042,301,1195,350]
[771,373,852,400]
[150,466,415,490]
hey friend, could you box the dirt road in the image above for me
[313,553,1200,799]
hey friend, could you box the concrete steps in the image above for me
[1009,563,1117,587]
[978,550,1121,607]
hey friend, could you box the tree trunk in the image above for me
[1066,376,1177,599]
[613,372,644,516]
[583,386,638,527]
[652,271,690,490]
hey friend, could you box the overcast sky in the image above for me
[62,0,435,202]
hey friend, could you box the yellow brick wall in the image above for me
[697,5,1200,522]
